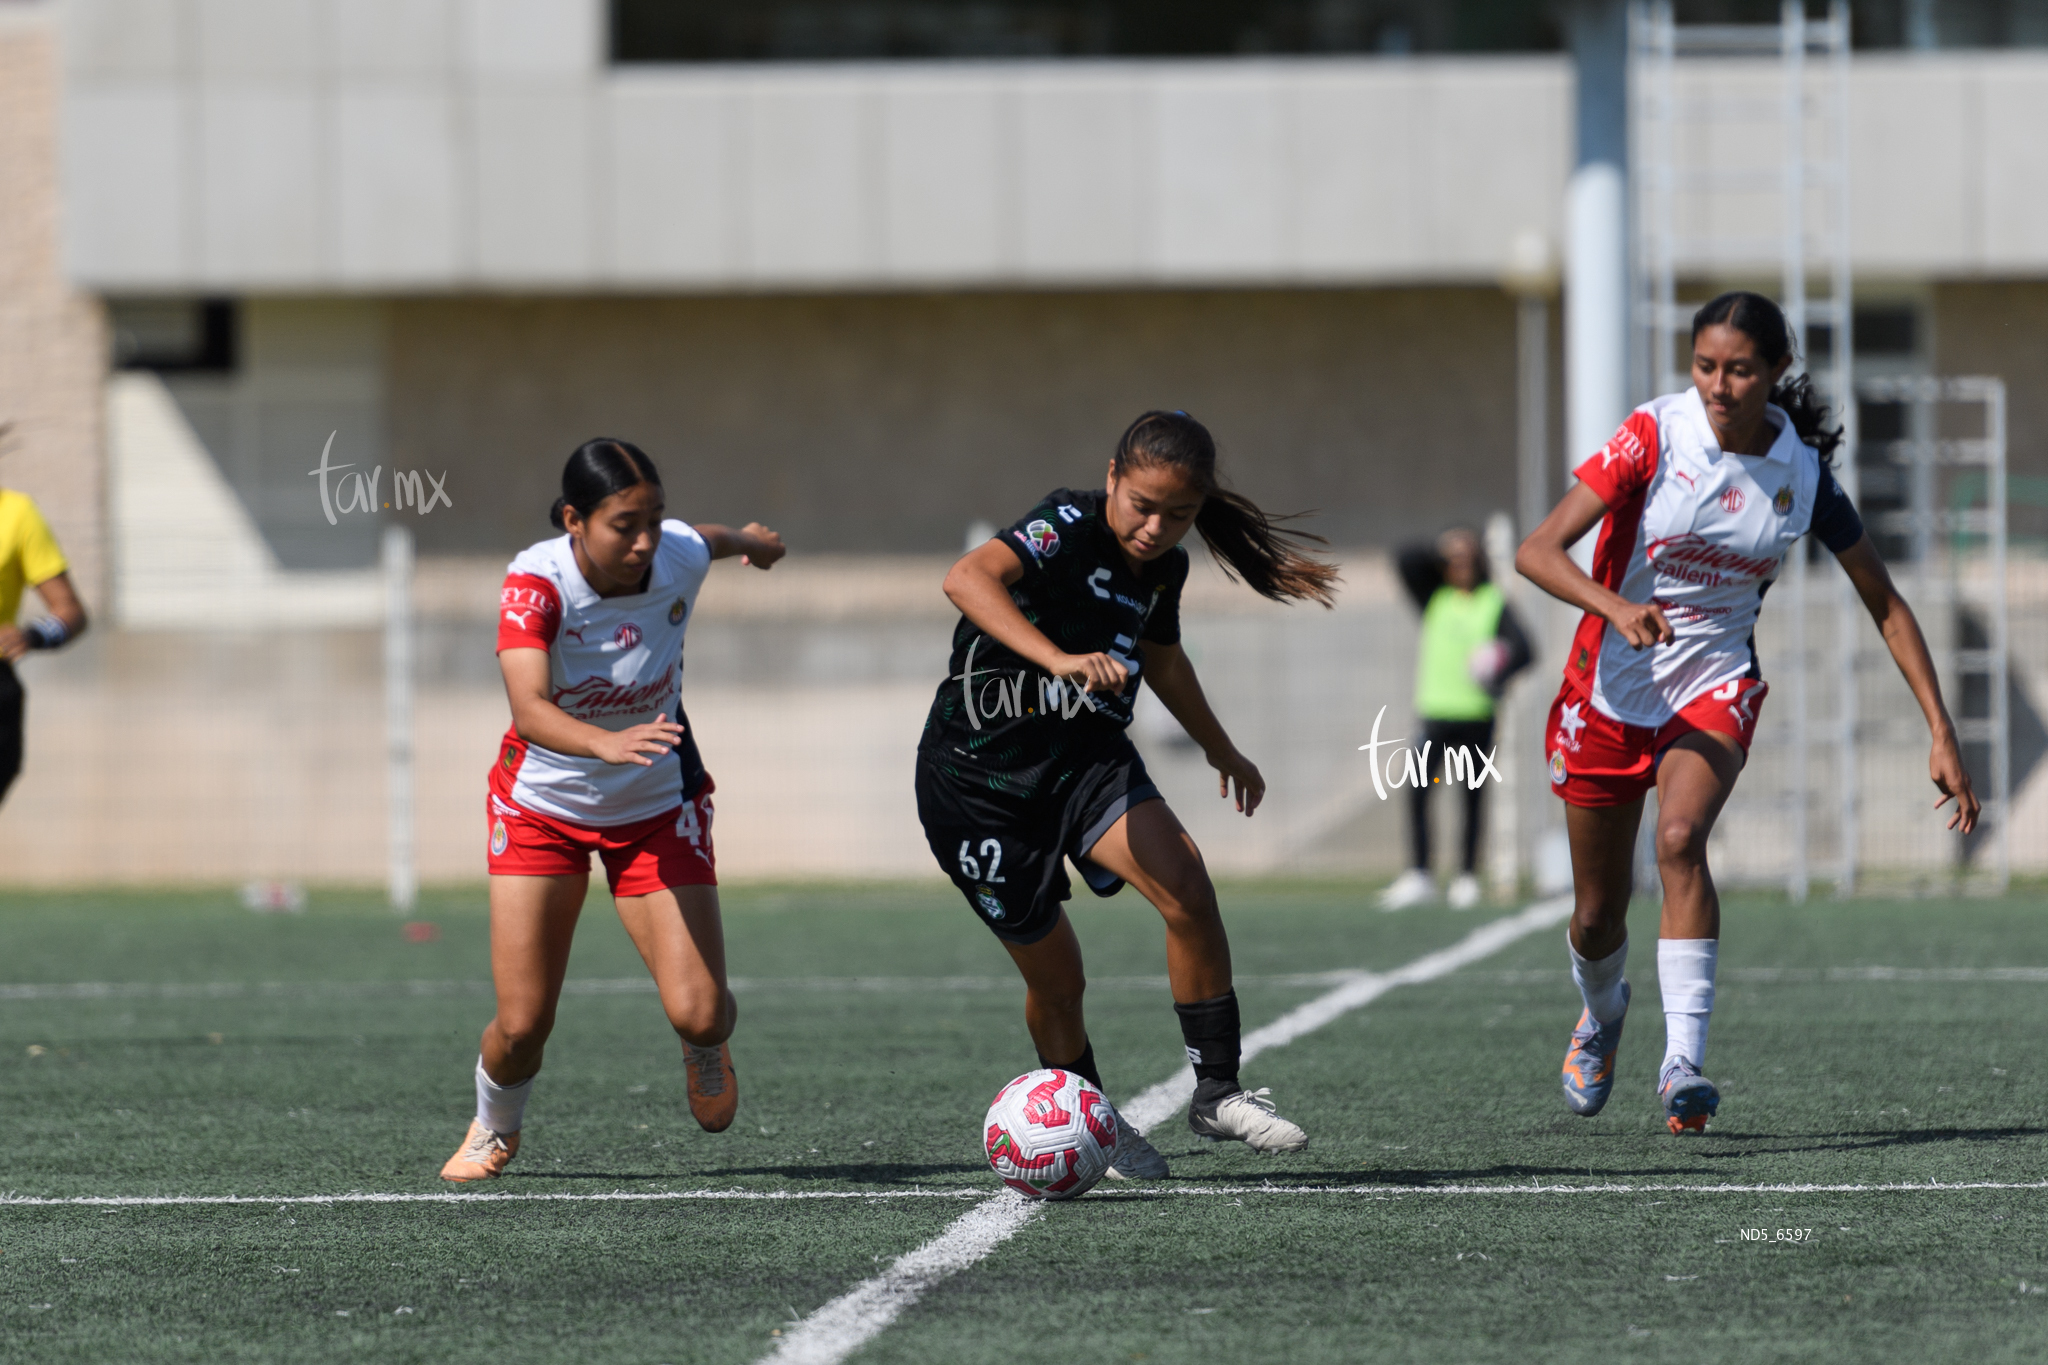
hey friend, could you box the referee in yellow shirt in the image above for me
[0,482,88,805]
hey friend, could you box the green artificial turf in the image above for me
[4,882,2048,1363]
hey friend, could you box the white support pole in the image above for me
[1566,161,1630,572]
[1484,511,1521,901]
[383,524,417,914]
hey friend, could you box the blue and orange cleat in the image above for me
[1658,1059,1720,1134]
[1561,982,1629,1116]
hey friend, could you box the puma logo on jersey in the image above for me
[1599,424,1648,470]
[503,609,532,630]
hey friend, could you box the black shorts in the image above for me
[0,661,20,806]
[914,741,1160,946]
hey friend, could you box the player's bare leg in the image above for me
[615,884,740,1131]
[1650,732,1744,1133]
[1560,800,1640,1116]
[1089,799,1307,1154]
[444,873,586,1180]
[1003,911,1168,1178]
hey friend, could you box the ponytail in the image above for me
[1112,410,1339,608]
[1691,291,1845,463]
[552,438,661,531]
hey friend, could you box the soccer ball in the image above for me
[982,1068,1119,1200]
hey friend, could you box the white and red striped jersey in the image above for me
[1563,387,1864,728]
[493,522,712,826]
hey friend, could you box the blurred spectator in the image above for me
[0,468,89,806]
[1379,527,1531,910]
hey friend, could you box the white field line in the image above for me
[762,894,1574,1365]
[1120,894,1574,1133]
[1126,1180,2048,1197]
[0,972,1363,1003]
[12,961,2048,1004]
[0,1189,982,1209]
[1472,967,2048,985]
[11,1178,2048,1213]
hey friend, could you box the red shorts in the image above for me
[1545,678,1767,807]
[486,779,717,895]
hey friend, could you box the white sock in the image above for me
[1658,938,1718,1073]
[475,1056,534,1136]
[1569,934,1629,1024]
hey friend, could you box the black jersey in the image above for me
[919,487,1188,800]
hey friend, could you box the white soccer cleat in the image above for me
[1377,869,1434,911]
[1187,1087,1309,1154]
[1447,873,1482,910]
[1103,1111,1170,1180]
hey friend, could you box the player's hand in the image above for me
[1929,725,1980,834]
[1050,652,1129,697]
[0,624,24,663]
[1211,747,1265,817]
[739,523,786,570]
[1608,600,1674,650]
[589,713,686,767]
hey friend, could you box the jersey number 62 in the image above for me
[957,839,1006,883]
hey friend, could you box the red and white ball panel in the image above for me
[982,1068,1121,1201]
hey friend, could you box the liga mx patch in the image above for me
[1022,519,1060,558]
[1549,750,1568,786]
[490,819,509,856]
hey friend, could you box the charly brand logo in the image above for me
[309,431,453,525]
[1357,706,1503,800]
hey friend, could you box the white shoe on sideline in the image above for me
[1447,873,1482,910]
[1103,1111,1170,1180]
[1377,869,1434,911]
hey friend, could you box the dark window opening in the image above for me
[110,299,238,373]
[609,0,1565,63]
[610,0,2048,62]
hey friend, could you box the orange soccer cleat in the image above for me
[440,1119,520,1181]
[1658,1060,1720,1135]
[684,1041,739,1132]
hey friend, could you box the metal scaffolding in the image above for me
[1629,0,1857,896]
[1856,375,2011,893]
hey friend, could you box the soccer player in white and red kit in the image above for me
[442,439,785,1181]
[1517,292,1978,1134]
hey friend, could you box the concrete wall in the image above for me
[60,0,1573,290]
[383,287,1533,555]
[58,0,2048,293]
[0,8,105,615]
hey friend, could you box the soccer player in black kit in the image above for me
[917,410,1339,1176]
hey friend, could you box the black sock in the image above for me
[1174,991,1241,1104]
[1037,1040,1104,1092]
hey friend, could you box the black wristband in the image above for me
[23,615,69,650]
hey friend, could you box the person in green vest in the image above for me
[1379,527,1532,910]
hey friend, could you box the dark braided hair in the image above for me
[1691,291,1845,463]
[1111,411,1338,607]
[550,438,661,531]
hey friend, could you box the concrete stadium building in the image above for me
[3,0,2047,886]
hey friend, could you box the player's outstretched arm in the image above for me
[942,540,1130,696]
[698,522,785,569]
[1142,640,1263,815]
[1515,482,1674,650]
[498,646,684,766]
[1834,533,1980,833]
